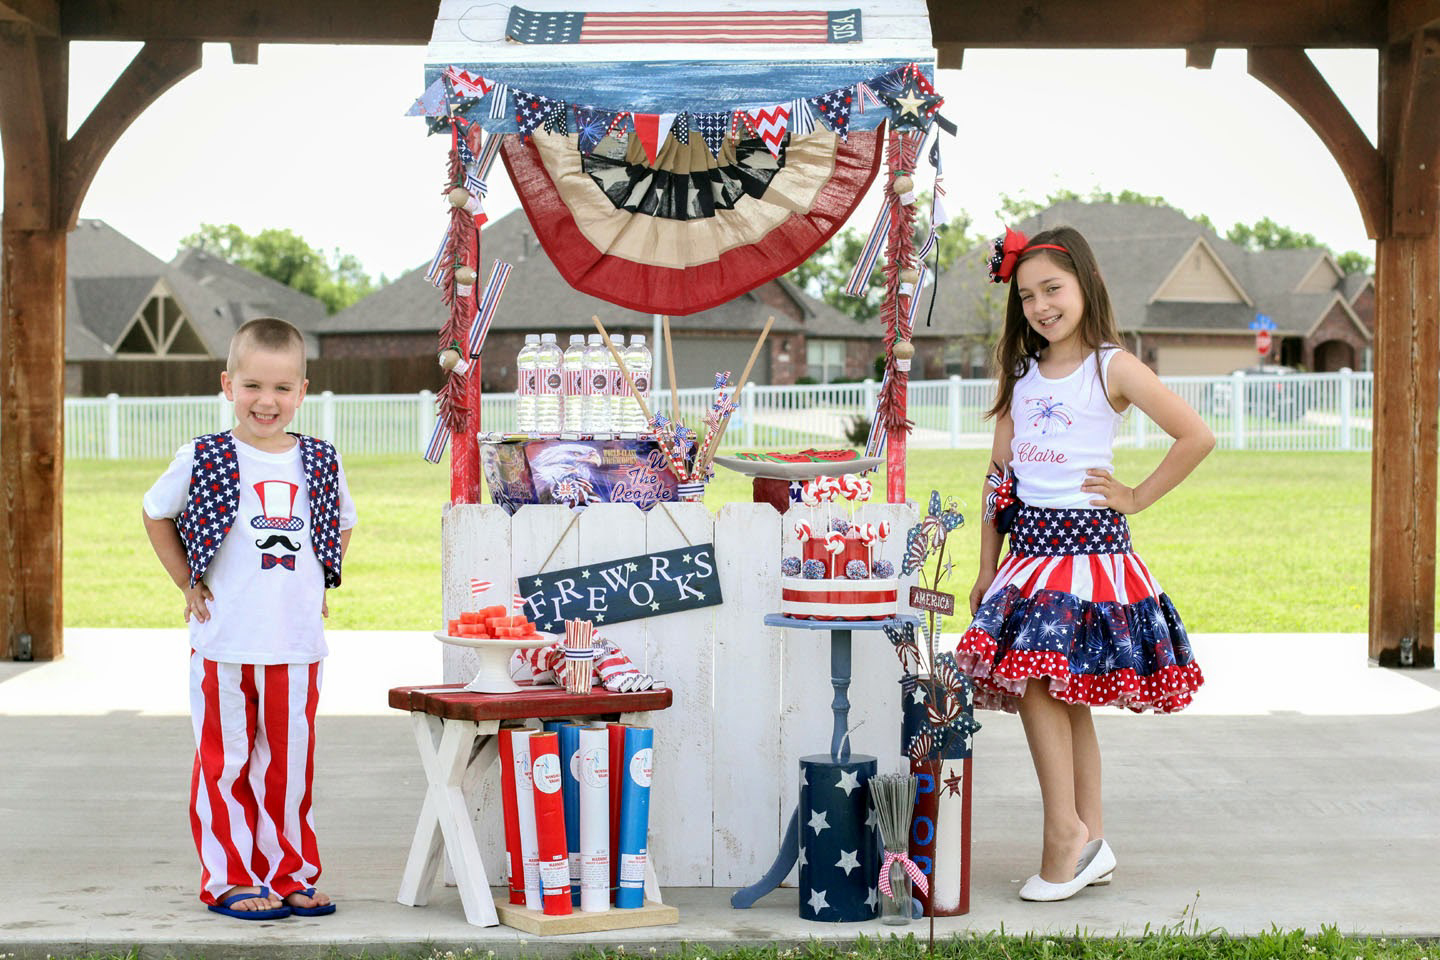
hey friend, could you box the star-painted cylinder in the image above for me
[798,754,880,922]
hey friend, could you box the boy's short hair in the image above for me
[228,317,306,376]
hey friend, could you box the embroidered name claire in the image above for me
[1015,442,1068,463]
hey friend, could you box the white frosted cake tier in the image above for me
[779,576,900,621]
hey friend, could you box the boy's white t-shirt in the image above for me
[143,436,358,665]
[1009,346,1123,510]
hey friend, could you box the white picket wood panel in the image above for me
[710,501,783,885]
[442,500,921,886]
[440,504,516,882]
[429,0,934,64]
[641,501,718,885]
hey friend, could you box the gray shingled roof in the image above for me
[326,208,861,338]
[929,202,1356,338]
[171,248,330,331]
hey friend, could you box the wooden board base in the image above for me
[492,897,678,936]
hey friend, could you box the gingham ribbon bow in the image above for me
[879,850,929,896]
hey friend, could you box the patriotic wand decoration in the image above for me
[870,772,924,924]
[563,618,596,695]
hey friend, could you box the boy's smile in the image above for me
[221,345,308,451]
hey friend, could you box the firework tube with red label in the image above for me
[577,726,611,912]
[529,732,573,915]
[607,722,627,899]
[511,728,544,910]
[497,728,526,904]
[615,725,655,908]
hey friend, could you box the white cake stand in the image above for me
[434,630,555,694]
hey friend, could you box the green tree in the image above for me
[787,197,980,323]
[180,224,379,314]
[1227,216,1373,275]
[1335,250,1373,275]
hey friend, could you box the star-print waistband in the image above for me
[1008,505,1131,557]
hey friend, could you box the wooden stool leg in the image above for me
[433,719,500,926]
[398,713,447,907]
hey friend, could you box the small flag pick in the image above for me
[470,578,493,598]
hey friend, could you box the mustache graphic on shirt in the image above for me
[255,535,302,551]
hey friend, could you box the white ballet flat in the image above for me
[1019,839,1115,902]
[1075,838,1115,886]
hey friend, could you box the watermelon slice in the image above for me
[490,614,528,628]
[801,448,858,461]
[478,604,507,620]
[447,619,462,635]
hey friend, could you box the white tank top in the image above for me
[1008,346,1122,510]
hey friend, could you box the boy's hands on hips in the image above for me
[1083,468,1140,514]
[184,581,213,623]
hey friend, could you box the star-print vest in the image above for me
[175,431,344,589]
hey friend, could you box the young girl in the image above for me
[955,226,1211,902]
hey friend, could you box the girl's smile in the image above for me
[1016,255,1085,351]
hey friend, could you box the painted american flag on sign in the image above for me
[505,6,862,44]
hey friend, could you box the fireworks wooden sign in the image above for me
[519,544,723,630]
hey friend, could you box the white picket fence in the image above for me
[439,501,921,888]
[62,369,1379,459]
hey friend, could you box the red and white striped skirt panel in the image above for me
[189,652,323,904]
[982,549,1167,608]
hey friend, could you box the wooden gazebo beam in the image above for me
[59,0,433,43]
[0,0,58,35]
[0,29,199,661]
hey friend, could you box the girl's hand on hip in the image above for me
[1082,468,1140,514]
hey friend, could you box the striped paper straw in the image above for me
[563,619,595,695]
[905,262,930,324]
[423,418,448,463]
[467,260,512,356]
[865,370,889,460]
[845,203,891,296]
[475,125,504,179]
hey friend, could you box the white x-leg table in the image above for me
[390,684,674,928]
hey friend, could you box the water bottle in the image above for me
[562,334,587,433]
[583,334,610,434]
[515,334,540,433]
[535,332,564,434]
[605,334,629,434]
[622,334,653,432]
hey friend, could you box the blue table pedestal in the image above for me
[797,754,880,922]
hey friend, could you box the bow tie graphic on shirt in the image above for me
[261,553,296,571]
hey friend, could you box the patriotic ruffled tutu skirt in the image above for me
[955,505,1203,714]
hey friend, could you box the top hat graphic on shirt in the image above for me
[250,480,305,531]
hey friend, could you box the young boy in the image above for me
[143,317,357,920]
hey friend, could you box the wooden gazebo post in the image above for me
[1248,34,1440,668]
[0,22,200,661]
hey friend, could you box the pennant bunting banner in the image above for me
[514,90,564,138]
[488,82,510,120]
[671,111,690,145]
[407,77,448,117]
[542,101,570,135]
[573,106,618,154]
[695,111,729,157]
[809,84,855,140]
[632,112,662,165]
[745,105,791,157]
[445,66,494,98]
[788,98,816,136]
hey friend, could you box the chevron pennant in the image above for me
[445,66,493,98]
[745,105,791,157]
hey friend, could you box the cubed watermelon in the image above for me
[490,614,527,628]
[459,611,486,624]
[447,619,461,635]
[478,604,507,620]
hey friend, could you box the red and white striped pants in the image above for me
[188,653,323,904]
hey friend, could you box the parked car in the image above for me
[1211,365,1309,421]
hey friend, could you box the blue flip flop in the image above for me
[207,885,291,920]
[286,887,337,917]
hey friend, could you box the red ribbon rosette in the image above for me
[987,226,1029,284]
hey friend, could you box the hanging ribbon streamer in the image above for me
[423,259,514,462]
[845,203,891,297]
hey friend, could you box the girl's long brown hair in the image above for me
[985,226,1124,420]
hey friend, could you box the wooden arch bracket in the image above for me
[61,39,201,228]
[1247,46,1386,240]
[1386,29,1440,237]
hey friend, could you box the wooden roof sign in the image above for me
[423,0,935,130]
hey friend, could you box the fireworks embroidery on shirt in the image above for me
[1024,395,1074,434]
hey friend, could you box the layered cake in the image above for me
[780,475,898,621]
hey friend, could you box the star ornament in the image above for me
[881,79,944,132]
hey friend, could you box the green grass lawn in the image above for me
[79,448,1391,633]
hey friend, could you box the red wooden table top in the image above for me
[388,683,674,722]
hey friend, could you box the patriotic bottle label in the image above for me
[566,369,588,396]
[592,372,609,396]
[607,369,626,396]
[633,374,649,395]
[539,366,561,395]
[520,370,538,396]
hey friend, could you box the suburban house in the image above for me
[54,219,327,395]
[926,201,1375,377]
[322,209,907,390]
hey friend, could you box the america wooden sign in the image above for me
[519,543,723,630]
[909,585,955,616]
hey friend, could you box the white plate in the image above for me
[711,455,883,481]
[434,629,555,693]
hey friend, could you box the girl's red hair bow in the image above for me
[987,226,1029,284]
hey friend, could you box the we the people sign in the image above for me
[519,544,723,630]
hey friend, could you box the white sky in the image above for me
[0,43,1379,282]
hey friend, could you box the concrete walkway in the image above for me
[2,629,1438,958]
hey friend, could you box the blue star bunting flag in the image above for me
[513,89,563,139]
[809,85,855,141]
